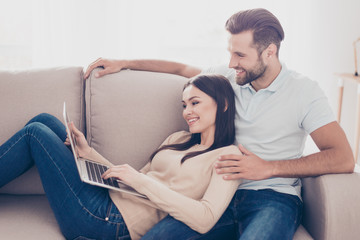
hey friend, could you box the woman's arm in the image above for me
[132,164,241,233]
[84,131,189,175]
[103,146,242,234]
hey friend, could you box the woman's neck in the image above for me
[200,130,215,147]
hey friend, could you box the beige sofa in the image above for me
[0,66,359,240]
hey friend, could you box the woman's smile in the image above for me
[187,117,199,126]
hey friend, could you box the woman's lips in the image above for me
[187,117,199,126]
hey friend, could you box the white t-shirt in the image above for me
[201,63,336,197]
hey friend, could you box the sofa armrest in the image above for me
[301,172,360,240]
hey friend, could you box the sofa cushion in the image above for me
[0,194,311,240]
[0,67,85,194]
[0,195,64,239]
[85,69,188,170]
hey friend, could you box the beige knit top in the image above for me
[84,131,242,239]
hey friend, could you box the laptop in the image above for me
[62,102,147,198]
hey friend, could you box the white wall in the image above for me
[283,0,360,161]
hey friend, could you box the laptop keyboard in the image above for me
[85,161,120,188]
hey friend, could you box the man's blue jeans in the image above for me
[0,113,130,240]
[142,189,303,240]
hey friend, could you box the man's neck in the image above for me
[251,61,282,91]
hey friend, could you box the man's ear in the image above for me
[265,43,277,58]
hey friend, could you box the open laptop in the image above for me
[63,102,147,198]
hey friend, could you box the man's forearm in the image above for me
[84,58,202,79]
[272,148,355,178]
[122,59,201,78]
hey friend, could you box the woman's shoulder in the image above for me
[162,131,191,146]
[215,144,241,155]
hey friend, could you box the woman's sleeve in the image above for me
[130,147,242,234]
[82,148,114,167]
[82,131,190,170]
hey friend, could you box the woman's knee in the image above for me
[26,113,57,126]
[25,113,66,140]
[24,122,50,136]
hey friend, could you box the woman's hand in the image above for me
[64,122,91,157]
[102,164,140,186]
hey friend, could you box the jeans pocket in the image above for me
[117,235,131,240]
[73,236,96,240]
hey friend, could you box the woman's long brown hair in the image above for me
[149,74,236,163]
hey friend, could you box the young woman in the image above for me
[0,74,242,240]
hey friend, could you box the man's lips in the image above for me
[236,69,245,76]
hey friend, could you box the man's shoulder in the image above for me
[201,65,235,81]
[285,69,321,92]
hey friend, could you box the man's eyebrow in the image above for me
[182,96,200,102]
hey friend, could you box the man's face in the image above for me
[227,31,267,86]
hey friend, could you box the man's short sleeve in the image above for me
[201,65,236,83]
[299,81,336,134]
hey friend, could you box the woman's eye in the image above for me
[182,104,187,109]
[192,101,199,106]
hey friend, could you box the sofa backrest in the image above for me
[0,67,189,194]
[85,69,188,170]
[0,67,85,194]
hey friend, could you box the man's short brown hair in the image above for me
[225,8,284,56]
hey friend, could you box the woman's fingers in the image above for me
[102,165,127,179]
[69,122,82,137]
[102,166,120,179]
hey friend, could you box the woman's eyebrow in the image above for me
[182,96,200,102]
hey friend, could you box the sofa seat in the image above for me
[0,195,64,239]
[0,192,312,240]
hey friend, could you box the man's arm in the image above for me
[215,121,355,180]
[83,58,202,79]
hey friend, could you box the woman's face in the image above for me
[182,85,217,140]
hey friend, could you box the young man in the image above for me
[84,8,354,240]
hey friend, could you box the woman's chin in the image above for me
[188,127,200,134]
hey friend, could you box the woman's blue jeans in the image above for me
[0,113,130,240]
[142,189,303,240]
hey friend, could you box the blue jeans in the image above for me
[142,189,303,240]
[0,113,130,240]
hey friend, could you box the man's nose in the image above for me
[228,54,239,69]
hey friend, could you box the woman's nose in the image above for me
[184,106,192,115]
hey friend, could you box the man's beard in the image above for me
[235,58,267,86]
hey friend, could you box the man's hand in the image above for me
[215,144,275,181]
[84,58,127,79]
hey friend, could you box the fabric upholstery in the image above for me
[0,67,85,194]
[293,225,313,240]
[85,69,188,170]
[302,173,360,240]
[0,195,64,239]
